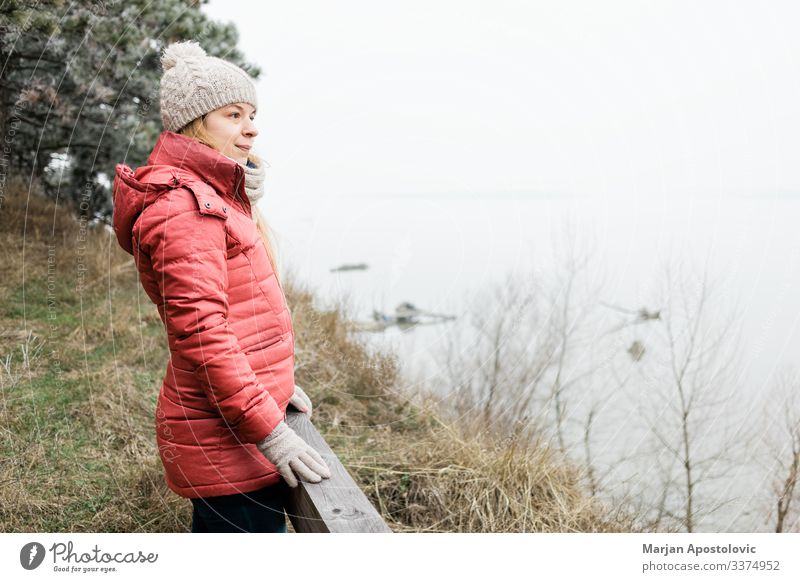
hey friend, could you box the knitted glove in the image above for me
[256,421,331,488]
[287,383,313,418]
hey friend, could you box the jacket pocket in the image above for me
[244,334,284,355]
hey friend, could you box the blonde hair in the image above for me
[178,116,281,286]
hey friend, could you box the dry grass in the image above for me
[0,175,634,532]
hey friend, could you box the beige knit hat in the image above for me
[159,40,258,132]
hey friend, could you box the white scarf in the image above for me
[226,155,266,224]
[241,158,265,207]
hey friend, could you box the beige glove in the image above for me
[256,421,331,488]
[288,383,313,418]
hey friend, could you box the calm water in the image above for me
[268,193,800,531]
[271,193,800,384]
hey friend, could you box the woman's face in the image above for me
[203,102,259,164]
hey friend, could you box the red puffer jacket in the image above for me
[112,130,294,498]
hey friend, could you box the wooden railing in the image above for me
[284,410,393,533]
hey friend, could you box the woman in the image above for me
[111,40,331,533]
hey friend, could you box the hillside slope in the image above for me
[0,176,632,532]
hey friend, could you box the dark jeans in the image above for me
[190,482,289,533]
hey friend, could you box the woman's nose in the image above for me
[244,121,258,137]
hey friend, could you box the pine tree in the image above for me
[0,0,260,221]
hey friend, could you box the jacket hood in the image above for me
[112,131,249,254]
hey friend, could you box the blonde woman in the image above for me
[112,41,330,533]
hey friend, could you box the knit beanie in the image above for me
[159,40,258,133]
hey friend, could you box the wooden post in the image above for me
[284,410,393,533]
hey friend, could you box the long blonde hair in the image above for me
[178,116,281,285]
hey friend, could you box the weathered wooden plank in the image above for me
[284,410,393,533]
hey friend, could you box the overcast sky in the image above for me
[203,0,800,200]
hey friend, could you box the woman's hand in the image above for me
[287,383,313,418]
[256,421,331,488]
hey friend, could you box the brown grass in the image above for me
[0,174,634,532]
